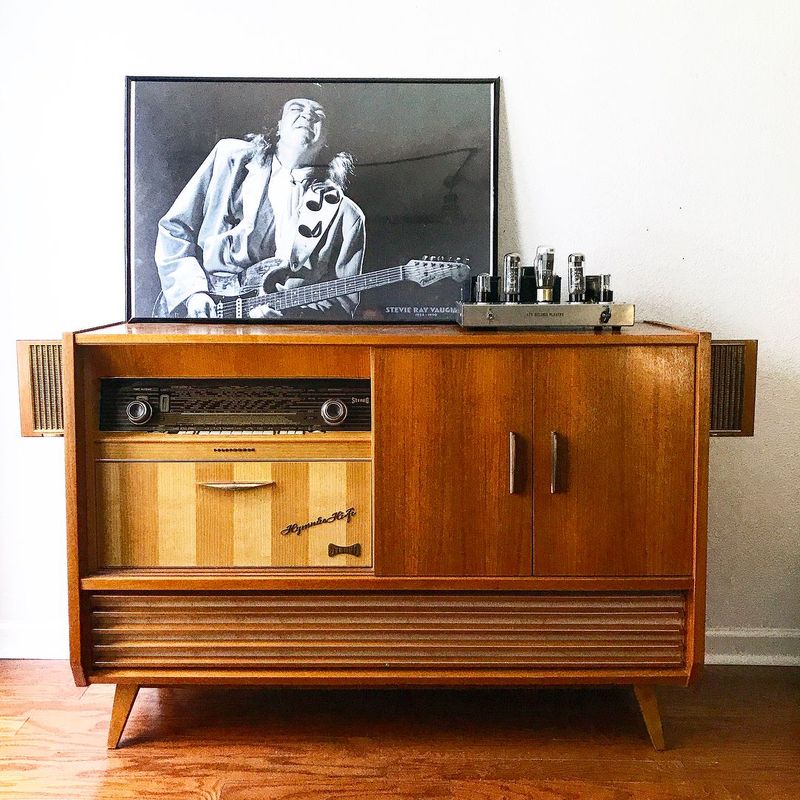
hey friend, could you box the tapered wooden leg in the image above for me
[107,684,140,749]
[633,684,666,750]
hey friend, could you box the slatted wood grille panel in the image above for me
[711,343,745,431]
[710,340,757,436]
[17,340,64,435]
[90,593,686,671]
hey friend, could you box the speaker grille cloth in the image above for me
[30,343,63,433]
[711,342,744,433]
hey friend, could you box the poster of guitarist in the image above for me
[154,96,365,319]
[128,79,496,322]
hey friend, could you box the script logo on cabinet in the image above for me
[280,507,357,537]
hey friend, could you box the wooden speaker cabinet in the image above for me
[63,322,710,749]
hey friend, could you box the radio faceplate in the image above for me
[99,378,371,433]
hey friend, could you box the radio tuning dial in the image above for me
[125,399,153,426]
[320,398,348,426]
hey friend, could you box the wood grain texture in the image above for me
[688,333,711,682]
[64,327,708,739]
[373,347,533,576]
[88,669,690,686]
[634,684,666,750]
[80,574,693,591]
[16,340,36,437]
[95,433,371,462]
[739,339,758,437]
[88,592,686,673]
[94,461,371,568]
[74,321,702,346]
[62,333,89,686]
[107,684,139,749]
[79,342,370,379]
[1,661,798,799]
[533,346,696,576]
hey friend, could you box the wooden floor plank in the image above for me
[0,662,797,800]
[0,717,27,737]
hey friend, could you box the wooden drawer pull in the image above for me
[328,543,362,558]
[551,431,565,494]
[197,481,275,491]
[509,431,518,494]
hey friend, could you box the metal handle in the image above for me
[509,431,518,494]
[197,481,275,491]
[550,431,560,494]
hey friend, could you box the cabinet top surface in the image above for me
[71,321,704,346]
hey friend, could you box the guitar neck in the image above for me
[231,265,408,316]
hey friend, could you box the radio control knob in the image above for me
[320,398,348,426]
[125,399,153,426]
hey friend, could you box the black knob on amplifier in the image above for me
[125,399,153,426]
[320,398,348,426]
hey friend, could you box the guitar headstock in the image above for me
[404,256,472,287]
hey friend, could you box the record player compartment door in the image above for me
[94,459,372,568]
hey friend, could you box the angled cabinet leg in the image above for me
[633,684,666,751]
[107,684,140,749]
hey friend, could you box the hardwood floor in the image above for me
[0,662,798,799]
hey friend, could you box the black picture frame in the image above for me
[125,76,499,324]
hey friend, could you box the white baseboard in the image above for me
[705,628,800,666]
[0,621,68,659]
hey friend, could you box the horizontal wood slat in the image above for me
[95,434,371,462]
[90,592,686,672]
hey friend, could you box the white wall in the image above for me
[1,0,798,662]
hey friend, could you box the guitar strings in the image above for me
[216,264,456,314]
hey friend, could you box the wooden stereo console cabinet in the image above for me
[63,321,710,749]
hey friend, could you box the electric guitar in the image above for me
[157,257,471,319]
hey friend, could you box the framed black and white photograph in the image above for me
[126,77,498,323]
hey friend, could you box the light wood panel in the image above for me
[89,592,686,672]
[533,346,696,576]
[373,347,533,576]
[95,461,371,568]
[95,433,371,462]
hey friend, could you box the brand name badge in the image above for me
[280,507,357,536]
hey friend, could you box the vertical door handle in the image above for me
[509,431,518,494]
[550,431,560,494]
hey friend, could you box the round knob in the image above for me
[125,399,153,426]
[320,398,348,426]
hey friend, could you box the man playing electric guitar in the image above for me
[154,95,365,319]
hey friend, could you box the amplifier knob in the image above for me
[320,398,348,426]
[125,399,153,426]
